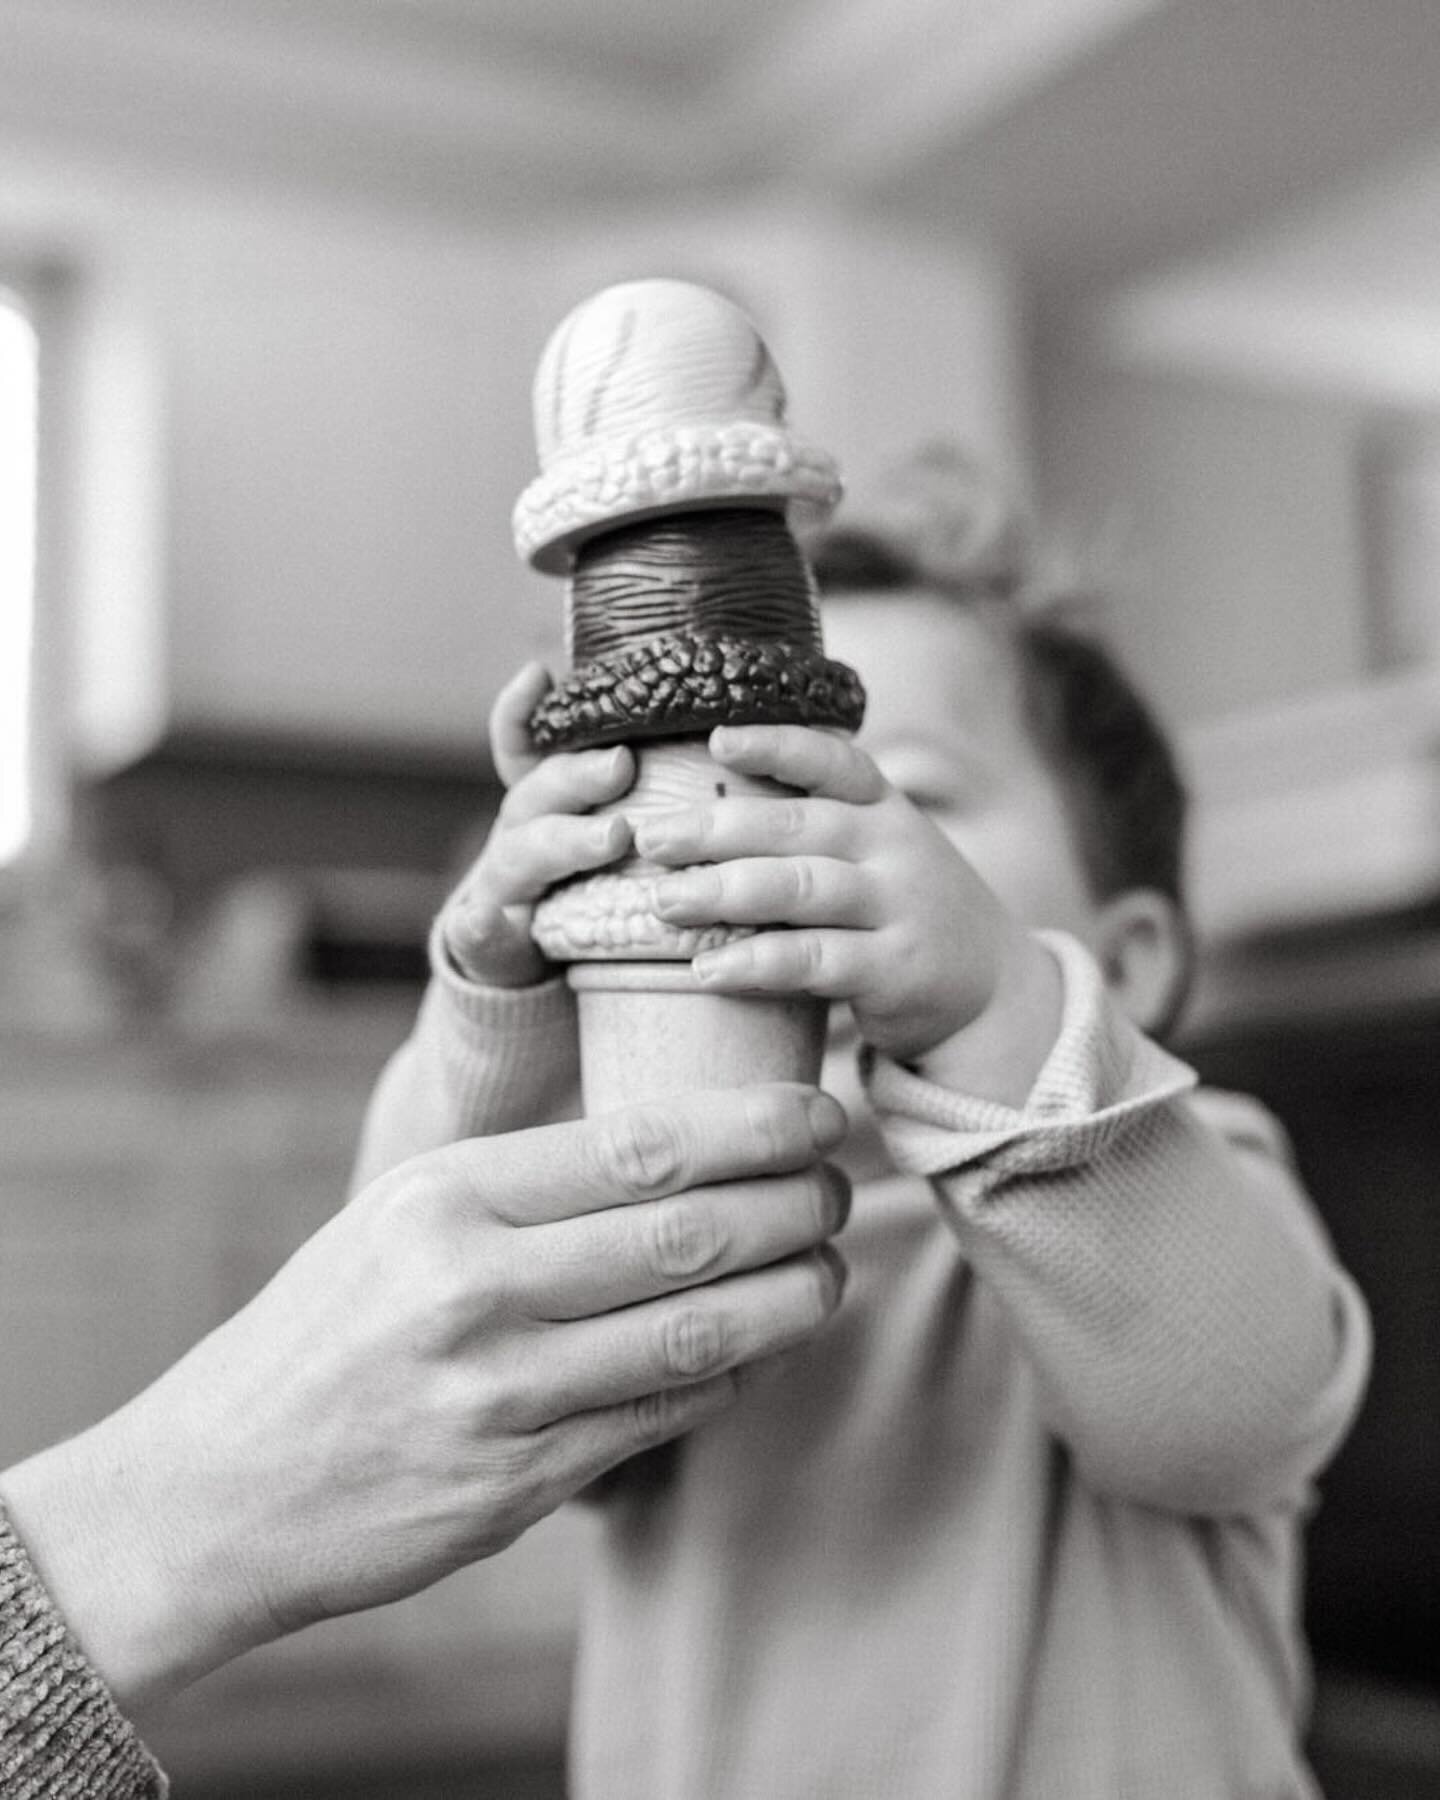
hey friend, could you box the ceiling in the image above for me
[3,0,1440,296]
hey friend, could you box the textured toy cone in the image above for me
[531,734,830,1113]
[568,962,826,1115]
[512,279,863,1117]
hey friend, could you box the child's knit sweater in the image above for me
[2,931,1369,1800]
[354,928,1372,1800]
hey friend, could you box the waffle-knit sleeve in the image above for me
[864,931,1371,1516]
[350,919,581,1192]
[0,1506,167,1800]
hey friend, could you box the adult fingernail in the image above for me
[818,1243,849,1305]
[820,1164,853,1233]
[711,726,736,756]
[806,1090,848,1147]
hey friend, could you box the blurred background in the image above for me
[2,1,1439,1794]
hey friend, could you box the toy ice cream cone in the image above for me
[512,278,864,1114]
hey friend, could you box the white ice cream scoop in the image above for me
[513,278,841,573]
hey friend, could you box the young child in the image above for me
[353,445,1370,1800]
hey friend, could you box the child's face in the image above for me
[824,590,1105,946]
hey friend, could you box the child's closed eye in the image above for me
[900,782,963,816]
[890,767,979,819]
[872,737,989,820]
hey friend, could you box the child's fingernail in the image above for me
[442,904,498,976]
[692,951,721,983]
[657,869,712,908]
[635,820,674,857]
[450,897,491,939]
[711,726,736,756]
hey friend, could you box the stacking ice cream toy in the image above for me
[513,278,865,1114]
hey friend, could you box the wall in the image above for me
[536,199,1030,497]
[2,153,556,765]
[157,198,545,751]
[1029,137,1440,945]
[1033,349,1372,728]
[1,147,1028,773]
[1033,128,1440,733]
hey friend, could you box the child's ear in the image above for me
[1092,889,1193,1039]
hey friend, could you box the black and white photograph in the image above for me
[1,3,1437,1795]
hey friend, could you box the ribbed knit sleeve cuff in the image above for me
[863,931,1195,1181]
[420,917,578,1112]
[0,1506,166,1799]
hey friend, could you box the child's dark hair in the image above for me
[806,444,1189,916]
[1012,616,1187,911]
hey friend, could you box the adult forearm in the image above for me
[1,1392,277,1710]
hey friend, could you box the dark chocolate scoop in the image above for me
[529,508,865,753]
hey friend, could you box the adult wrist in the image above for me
[0,1396,265,1710]
[0,1497,166,1796]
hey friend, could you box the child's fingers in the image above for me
[633,796,857,867]
[443,897,540,985]
[653,858,875,930]
[499,744,635,827]
[691,929,868,1000]
[481,812,632,906]
[489,662,554,788]
[709,725,887,803]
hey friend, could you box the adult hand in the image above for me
[0,1083,848,1709]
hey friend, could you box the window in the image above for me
[0,290,39,868]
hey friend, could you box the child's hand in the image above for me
[640,723,1048,1070]
[440,662,635,988]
